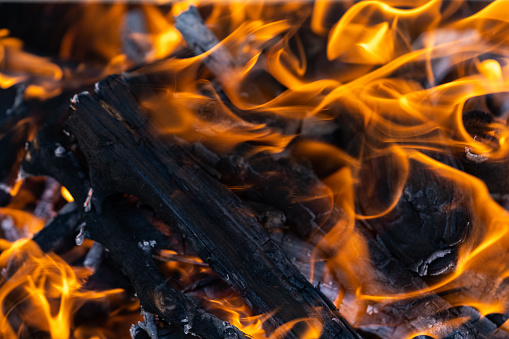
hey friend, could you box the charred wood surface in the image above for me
[216,147,333,239]
[65,75,360,339]
[356,155,472,278]
[354,223,507,339]
[32,201,81,253]
[174,5,236,81]
[85,198,248,339]
[21,103,247,339]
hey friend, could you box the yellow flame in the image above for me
[0,240,125,338]
[60,187,74,203]
[6,0,509,336]
[7,179,23,197]
[205,297,267,338]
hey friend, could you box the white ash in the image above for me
[0,183,10,194]
[130,309,159,339]
[129,324,138,339]
[54,144,66,158]
[183,321,199,337]
[1,217,27,242]
[413,248,453,276]
[465,146,489,163]
[5,85,25,116]
[18,167,27,180]
[138,240,157,251]
[75,222,86,246]
[70,94,79,105]
[366,304,379,315]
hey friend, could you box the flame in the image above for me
[204,296,267,338]
[7,0,509,337]
[268,317,323,339]
[0,177,139,338]
[128,1,509,335]
[0,239,127,339]
[0,4,182,101]
[60,187,74,203]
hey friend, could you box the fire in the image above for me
[6,0,509,338]
[0,4,181,101]
[60,186,74,203]
[204,297,267,338]
[0,239,128,339]
[140,0,509,336]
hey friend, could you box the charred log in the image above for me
[32,201,81,253]
[63,75,360,339]
[85,197,249,339]
[216,146,333,239]
[21,102,248,339]
[356,154,472,278]
[353,223,506,339]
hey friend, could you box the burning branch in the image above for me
[174,6,237,83]
[4,2,509,338]
[61,75,359,339]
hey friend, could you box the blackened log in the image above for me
[0,86,29,187]
[22,119,244,339]
[353,222,507,339]
[216,146,333,239]
[85,198,248,339]
[32,201,81,253]
[0,121,29,186]
[22,122,90,206]
[356,154,472,278]
[459,110,509,206]
[66,75,360,339]
[0,87,82,188]
[273,209,505,339]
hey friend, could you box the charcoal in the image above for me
[357,155,472,278]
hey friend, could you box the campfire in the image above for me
[1,1,509,338]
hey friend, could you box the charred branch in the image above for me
[174,6,237,82]
[85,197,248,339]
[32,201,81,253]
[20,94,248,339]
[172,5,296,135]
[65,75,360,339]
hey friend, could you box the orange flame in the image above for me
[7,0,509,337]
[60,187,74,203]
[0,239,127,339]
[127,1,509,335]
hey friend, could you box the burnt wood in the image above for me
[22,110,247,339]
[65,75,360,339]
[356,154,472,278]
[86,197,249,339]
[216,146,333,239]
[32,201,81,253]
[353,222,507,339]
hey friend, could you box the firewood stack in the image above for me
[1,2,509,339]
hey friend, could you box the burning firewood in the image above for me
[3,1,509,339]
[61,75,359,338]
